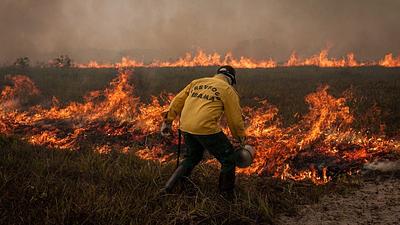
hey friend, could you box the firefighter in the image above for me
[160,65,248,194]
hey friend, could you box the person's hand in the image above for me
[233,136,246,149]
[237,137,246,147]
[160,121,172,138]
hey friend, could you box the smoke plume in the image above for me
[1,0,399,63]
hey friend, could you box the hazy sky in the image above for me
[1,0,399,63]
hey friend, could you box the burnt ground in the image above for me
[279,165,400,225]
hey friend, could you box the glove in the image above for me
[160,121,172,137]
[237,136,246,147]
[233,136,246,149]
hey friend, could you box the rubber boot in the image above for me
[218,170,236,199]
[162,165,190,193]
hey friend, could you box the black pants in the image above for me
[181,131,236,191]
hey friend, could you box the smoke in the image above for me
[1,0,399,63]
[364,160,400,172]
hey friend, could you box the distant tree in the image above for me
[50,55,72,68]
[13,57,30,67]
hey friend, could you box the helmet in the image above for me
[217,65,236,85]
[235,145,255,168]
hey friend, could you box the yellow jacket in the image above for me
[166,74,245,139]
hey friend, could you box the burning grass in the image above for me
[76,48,400,69]
[0,70,399,184]
[1,68,400,224]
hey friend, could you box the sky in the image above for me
[1,0,399,63]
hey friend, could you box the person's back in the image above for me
[177,75,244,139]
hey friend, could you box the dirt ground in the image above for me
[279,164,400,225]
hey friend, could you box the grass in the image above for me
[0,66,398,224]
[0,135,360,225]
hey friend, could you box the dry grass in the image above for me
[0,135,360,225]
[0,66,398,224]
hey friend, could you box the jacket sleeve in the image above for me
[222,87,246,139]
[165,82,193,122]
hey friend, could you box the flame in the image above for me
[284,50,365,67]
[0,75,40,110]
[76,49,400,68]
[379,53,400,67]
[1,70,399,184]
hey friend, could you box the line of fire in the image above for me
[74,49,400,69]
[1,67,399,185]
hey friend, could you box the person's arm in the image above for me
[164,82,193,122]
[222,87,246,140]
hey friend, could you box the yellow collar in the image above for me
[213,74,230,84]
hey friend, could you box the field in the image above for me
[1,66,400,224]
